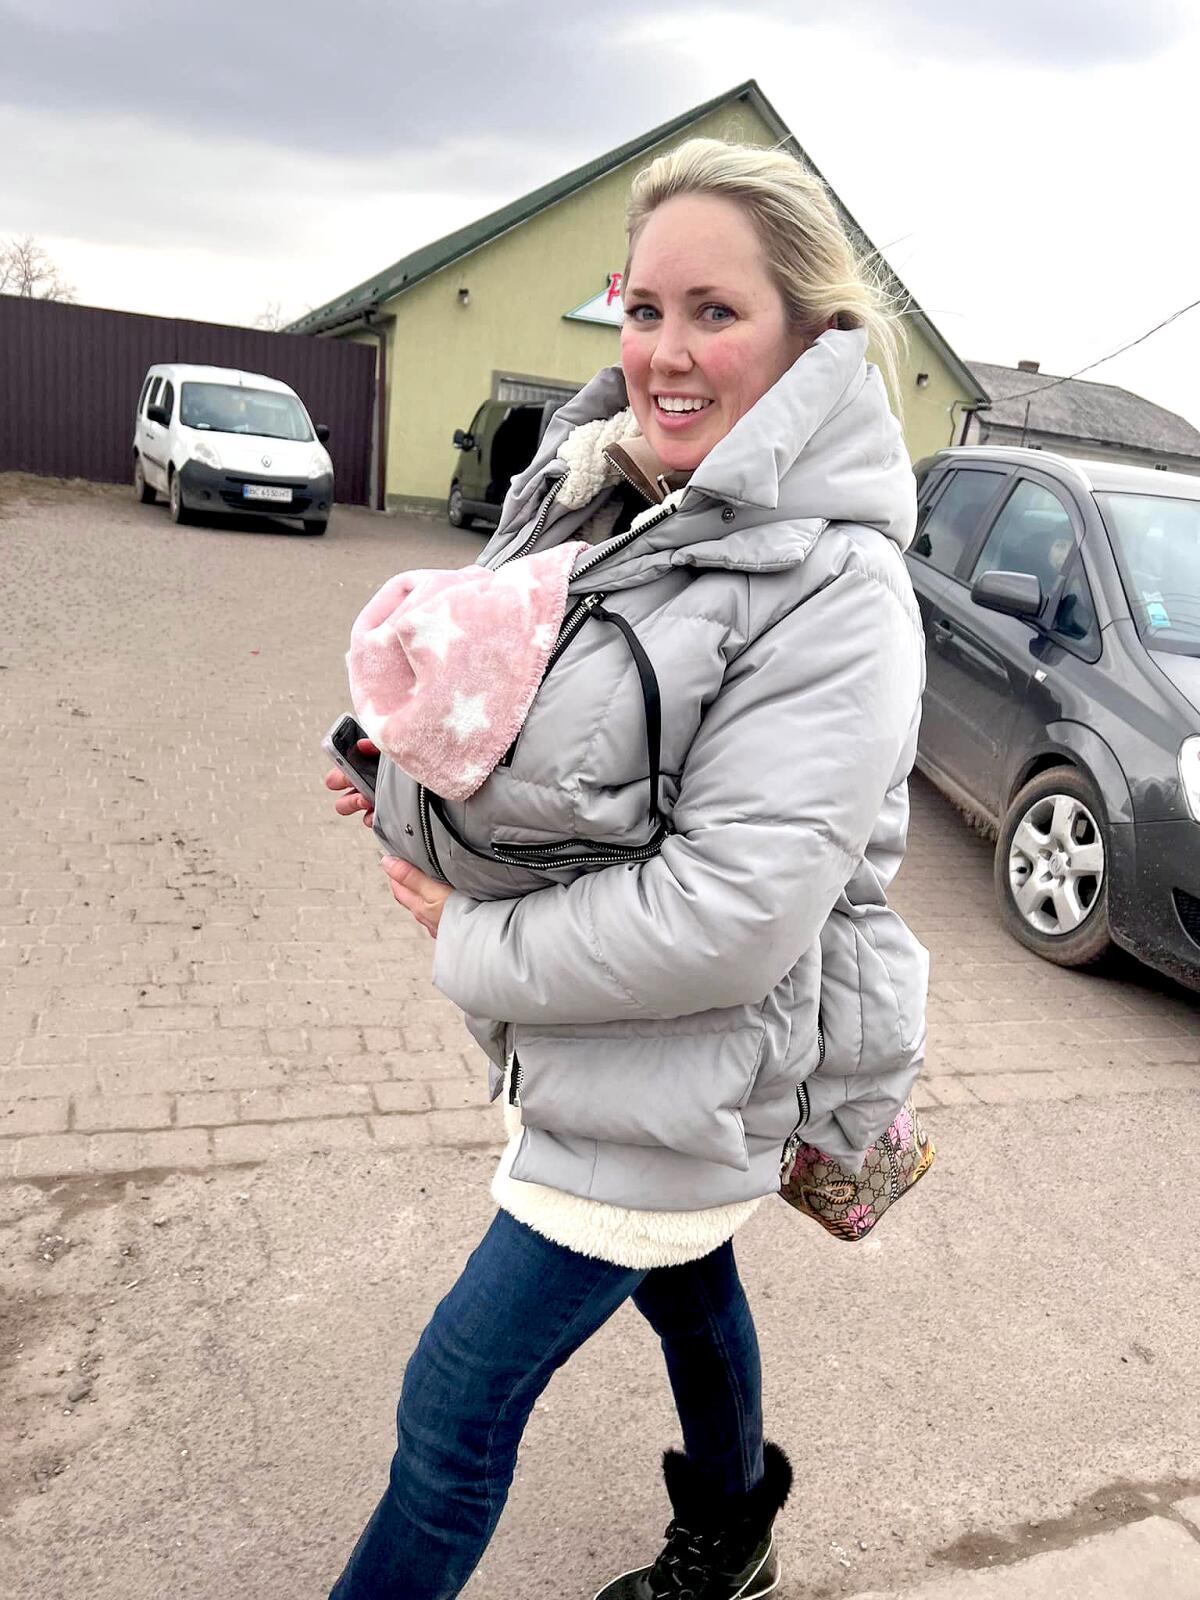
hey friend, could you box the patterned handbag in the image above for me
[778,1098,935,1241]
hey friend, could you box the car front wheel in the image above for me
[447,482,472,529]
[168,471,191,525]
[133,456,156,504]
[995,765,1113,967]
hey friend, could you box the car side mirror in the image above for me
[147,404,168,426]
[315,423,330,444]
[453,429,473,450]
[972,569,1043,620]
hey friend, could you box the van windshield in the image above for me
[1096,491,1200,657]
[179,382,312,442]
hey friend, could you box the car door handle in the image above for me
[931,619,954,639]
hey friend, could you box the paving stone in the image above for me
[73,1092,172,1131]
[211,1117,373,1165]
[373,1080,432,1114]
[0,1097,70,1136]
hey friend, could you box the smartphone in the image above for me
[322,713,380,806]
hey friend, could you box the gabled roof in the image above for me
[969,360,1200,460]
[288,80,984,401]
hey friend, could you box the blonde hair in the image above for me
[623,137,909,420]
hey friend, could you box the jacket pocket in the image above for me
[508,1020,759,1171]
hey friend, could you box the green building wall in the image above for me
[374,102,970,510]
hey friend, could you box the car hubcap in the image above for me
[450,487,461,519]
[1008,793,1104,936]
[171,480,178,514]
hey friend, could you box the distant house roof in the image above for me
[288,79,984,401]
[969,360,1200,460]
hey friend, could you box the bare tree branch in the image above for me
[0,235,76,301]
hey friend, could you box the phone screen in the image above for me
[331,715,381,796]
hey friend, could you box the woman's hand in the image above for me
[379,856,453,939]
[324,738,380,828]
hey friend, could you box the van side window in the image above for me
[138,376,152,412]
[146,377,163,411]
[160,381,175,423]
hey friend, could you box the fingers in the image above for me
[356,737,381,756]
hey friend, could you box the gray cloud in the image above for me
[1,0,1190,165]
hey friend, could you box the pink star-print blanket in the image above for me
[346,541,589,802]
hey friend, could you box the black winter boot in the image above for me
[593,1440,792,1599]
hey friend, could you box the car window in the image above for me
[1049,555,1101,657]
[911,468,1006,577]
[468,404,487,438]
[1095,491,1200,657]
[971,479,1075,605]
[160,381,175,424]
[146,376,163,411]
[138,375,152,413]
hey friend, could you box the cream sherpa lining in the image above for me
[553,405,642,508]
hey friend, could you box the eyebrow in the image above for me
[623,285,725,300]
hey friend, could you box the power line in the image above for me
[982,293,1200,406]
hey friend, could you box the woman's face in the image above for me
[620,192,817,472]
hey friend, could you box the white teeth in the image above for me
[655,396,712,413]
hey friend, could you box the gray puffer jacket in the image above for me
[372,327,930,1211]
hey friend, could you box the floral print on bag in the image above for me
[778,1097,935,1241]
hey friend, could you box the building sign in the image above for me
[564,272,624,328]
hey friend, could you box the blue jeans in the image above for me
[328,1208,764,1599]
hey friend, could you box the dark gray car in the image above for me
[907,445,1200,990]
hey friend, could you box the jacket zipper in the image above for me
[417,784,445,882]
[508,1048,522,1106]
[496,472,568,566]
[781,1015,825,1177]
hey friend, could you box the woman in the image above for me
[324,137,929,1599]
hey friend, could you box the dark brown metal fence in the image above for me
[0,295,377,505]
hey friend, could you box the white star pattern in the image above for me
[403,601,465,661]
[442,691,492,741]
[492,564,543,604]
[458,762,488,788]
[531,622,556,651]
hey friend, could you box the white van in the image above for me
[132,363,335,534]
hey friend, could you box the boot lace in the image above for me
[647,1517,740,1600]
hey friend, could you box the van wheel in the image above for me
[133,456,156,504]
[447,482,473,529]
[168,470,191,525]
[994,765,1112,967]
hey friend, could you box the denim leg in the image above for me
[631,1240,764,1498]
[328,1208,646,1600]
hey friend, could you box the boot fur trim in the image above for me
[660,1440,793,1530]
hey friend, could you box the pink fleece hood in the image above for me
[346,541,588,802]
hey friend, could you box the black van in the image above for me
[447,397,565,530]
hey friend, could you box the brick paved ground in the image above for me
[1,472,1196,1182]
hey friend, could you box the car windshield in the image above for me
[179,382,312,442]
[1096,491,1200,657]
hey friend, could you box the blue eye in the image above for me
[625,304,658,322]
[703,304,734,323]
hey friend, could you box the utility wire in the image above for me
[980,293,1200,405]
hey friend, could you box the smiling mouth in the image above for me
[654,396,714,414]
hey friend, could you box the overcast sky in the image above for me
[3,0,1198,432]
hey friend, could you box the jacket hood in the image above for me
[489,327,916,581]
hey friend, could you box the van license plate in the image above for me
[244,484,292,503]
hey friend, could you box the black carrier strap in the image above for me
[589,602,661,826]
[422,600,665,867]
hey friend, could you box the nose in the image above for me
[648,314,695,376]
